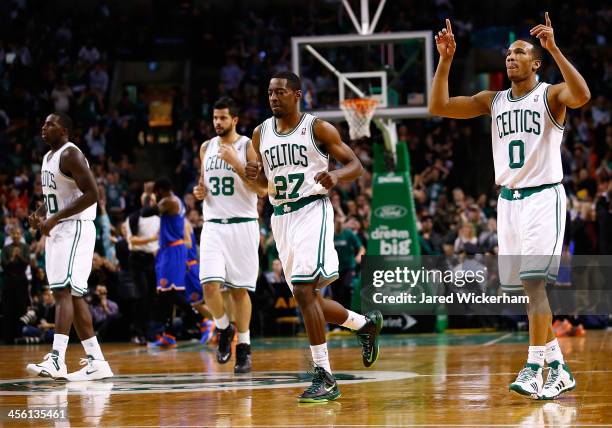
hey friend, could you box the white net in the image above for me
[340,98,379,140]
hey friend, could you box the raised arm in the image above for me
[429,19,495,118]
[531,12,590,117]
[313,119,363,189]
[193,141,209,201]
[244,125,270,194]
[40,147,99,236]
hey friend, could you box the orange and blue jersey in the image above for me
[156,197,187,291]
[185,228,202,303]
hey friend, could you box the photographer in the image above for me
[16,287,56,344]
[1,224,30,343]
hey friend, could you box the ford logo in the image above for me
[374,205,407,219]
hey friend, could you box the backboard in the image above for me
[292,31,433,121]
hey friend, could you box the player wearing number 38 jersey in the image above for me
[193,97,265,374]
[430,14,590,400]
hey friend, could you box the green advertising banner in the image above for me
[367,142,420,258]
[361,142,438,324]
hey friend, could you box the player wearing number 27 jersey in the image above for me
[247,72,383,403]
[429,15,590,401]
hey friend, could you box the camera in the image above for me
[19,309,37,325]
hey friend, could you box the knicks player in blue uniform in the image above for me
[143,178,198,348]
[184,222,215,344]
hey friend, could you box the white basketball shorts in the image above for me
[497,183,566,292]
[271,195,339,293]
[46,220,96,297]
[199,219,259,291]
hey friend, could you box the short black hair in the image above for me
[271,71,302,91]
[213,97,239,117]
[530,43,543,62]
[517,39,543,62]
[527,42,544,61]
[154,177,173,192]
[53,112,73,136]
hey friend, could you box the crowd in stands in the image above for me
[0,0,609,343]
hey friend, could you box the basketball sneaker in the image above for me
[147,333,177,349]
[234,343,252,374]
[356,310,383,367]
[26,350,68,380]
[66,355,114,381]
[509,363,543,399]
[199,319,215,344]
[570,324,586,337]
[554,319,573,337]
[539,361,576,400]
[298,365,341,403]
[216,324,235,364]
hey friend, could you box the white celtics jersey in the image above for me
[202,136,258,220]
[259,113,328,205]
[41,142,96,221]
[491,82,564,188]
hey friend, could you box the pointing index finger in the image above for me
[545,12,551,27]
[446,18,453,34]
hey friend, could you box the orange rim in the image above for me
[341,98,379,115]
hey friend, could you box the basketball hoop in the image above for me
[340,98,379,140]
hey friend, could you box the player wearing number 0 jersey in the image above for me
[247,72,383,403]
[430,14,590,400]
[27,113,113,382]
[193,97,263,374]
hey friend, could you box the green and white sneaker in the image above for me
[298,366,341,403]
[509,363,543,399]
[539,361,576,400]
[356,310,383,368]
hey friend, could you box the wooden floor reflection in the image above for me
[0,330,610,427]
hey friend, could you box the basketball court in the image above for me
[0,331,610,426]
[1,1,610,427]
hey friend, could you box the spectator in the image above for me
[124,188,159,343]
[332,218,365,311]
[51,79,73,113]
[16,287,55,344]
[85,123,106,158]
[78,39,101,64]
[454,222,478,254]
[478,218,498,254]
[419,213,443,255]
[1,224,30,343]
[89,285,121,341]
[89,63,109,95]
[220,54,244,91]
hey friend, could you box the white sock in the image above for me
[52,334,69,361]
[82,336,105,361]
[527,345,545,367]
[214,314,229,330]
[237,330,250,345]
[340,310,367,330]
[545,339,564,365]
[310,343,332,374]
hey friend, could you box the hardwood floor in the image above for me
[0,330,610,427]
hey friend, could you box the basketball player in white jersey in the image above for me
[245,71,383,403]
[193,97,264,373]
[430,14,590,399]
[27,113,113,381]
